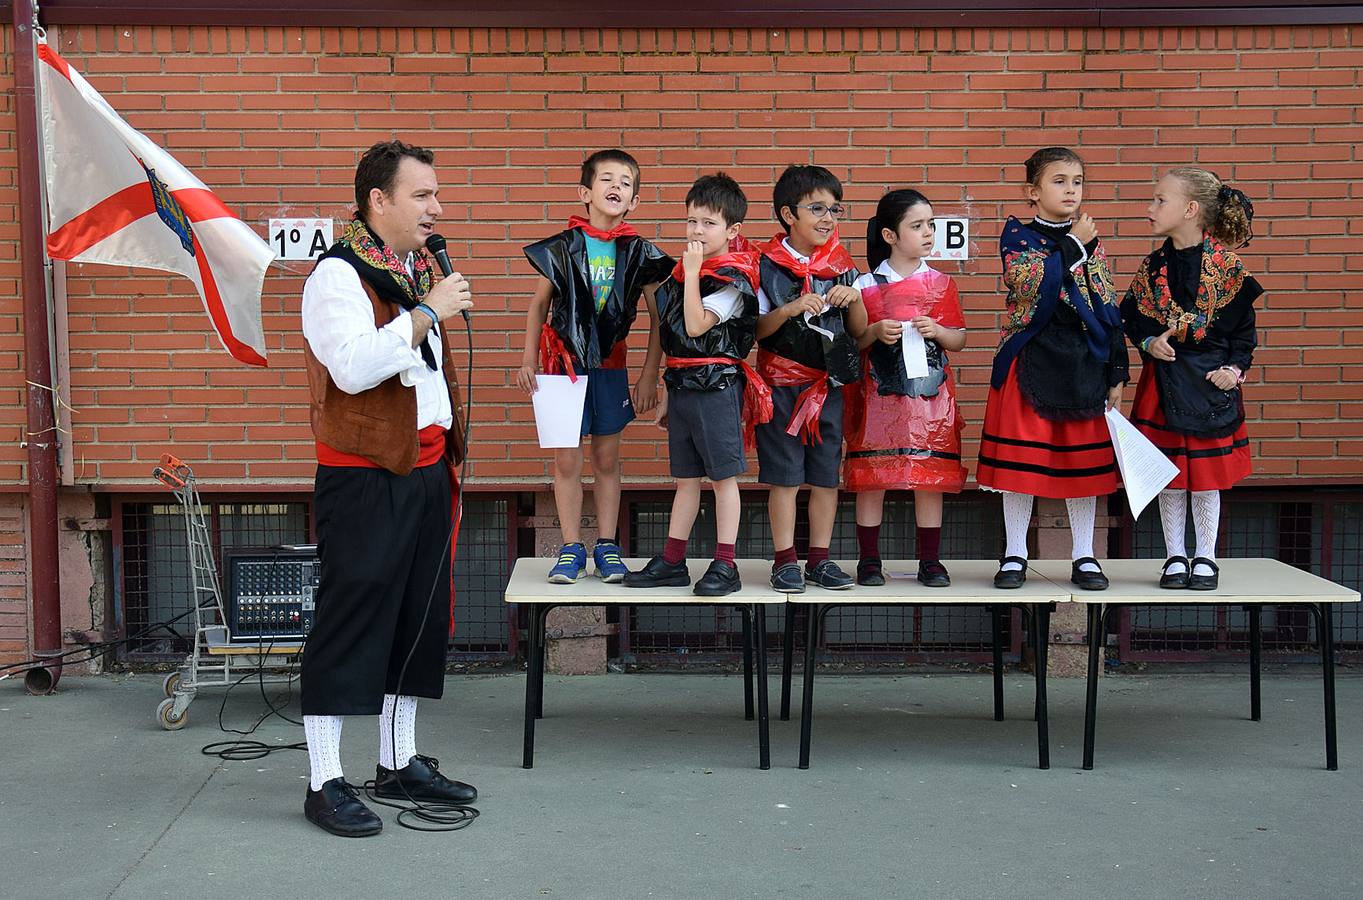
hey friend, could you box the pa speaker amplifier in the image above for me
[224,546,320,644]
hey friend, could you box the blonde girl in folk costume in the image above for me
[1123,168,1261,591]
[845,190,968,588]
[976,147,1128,591]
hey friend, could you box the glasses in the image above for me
[795,202,848,220]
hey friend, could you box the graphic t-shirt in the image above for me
[584,234,617,313]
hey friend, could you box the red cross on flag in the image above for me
[37,38,275,366]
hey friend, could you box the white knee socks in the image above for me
[1159,489,1189,574]
[1191,490,1221,576]
[379,694,419,771]
[304,715,344,791]
[1067,496,1099,571]
[1001,491,1034,571]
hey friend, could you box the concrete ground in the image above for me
[2,668,1359,900]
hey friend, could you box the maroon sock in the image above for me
[807,546,830,568]
[917,526,942,562]
[856,524,880,560]
[714,543,736,565]
[775,546,798,568]
[663,537,688,565]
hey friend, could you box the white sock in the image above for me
[1000,491,1033,570]
[1159,489,1188,574]
[1067,496,1100,571]
[1191,490,1221,575]
[304,714,344,791]
[379,694,419,770]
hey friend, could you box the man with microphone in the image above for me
[299,140,475,837]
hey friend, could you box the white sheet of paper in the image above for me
[532,374,589,448]
[1104,407,1180,520]
[900,321,930,379]
[802,306,835,340]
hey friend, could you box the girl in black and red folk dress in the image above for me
[1123,168,1260,591]
[976,147,1128,591]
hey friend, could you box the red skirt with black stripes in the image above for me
[976,362,1119,499]
[1129,373,1251,491]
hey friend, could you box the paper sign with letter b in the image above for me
[532,374,588,448]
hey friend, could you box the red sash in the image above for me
[665,356,774,451]
[756,349,830,445]
[316,423,447,469]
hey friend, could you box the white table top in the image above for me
[782,559,1070,605]
[1027,558,1360,605]
[504,557,787,604]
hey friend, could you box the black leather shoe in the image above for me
[374,754,477,805]
[917,560,951,588]
[304,778,383,837]
[694,560,741,597]
[770,561,806,593]
[994,556,1028,589]
[806,559,854,590]
[623,555,690,588]
[1188,557,1220,591]
[1160,555,1191,589]
[1071,557,1109,591]
[856,557,885,586]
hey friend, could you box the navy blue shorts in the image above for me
[755,383,844,488]
[667,385,746,481]
[579,366,635,438]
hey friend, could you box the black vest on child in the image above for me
[756,256,861,386]
[658,267,758,392]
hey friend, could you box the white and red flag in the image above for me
[36,37,275,366]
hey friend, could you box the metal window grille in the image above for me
[622,491,1010,666]
[118,495,515,663]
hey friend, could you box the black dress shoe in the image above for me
[305,778,383,837]
[917,560,951,588]
[1071,557,1109,590]
[993,556,1028,589]
[1160,555,1191,589]
[623,555,690,588]
[694,559,741,597]
[770,561,806,593]
[806,559,854,590]
[374,754,477,805]
[1187,557,1220,591]
[856,557,885,586]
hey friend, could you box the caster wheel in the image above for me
[162,671,183,698]
[157,697,188,731]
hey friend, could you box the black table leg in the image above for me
[534,605,547,719]
[992,605,1005,722]
[1082,603,1104,771]
[753,604,771,770]
[1248,604,1262,722]
[521,606,544,769]
[1321,602,1338,771]
[1030,609,1041,723]
[798,605,822,769]
[742,607,755,721]
[780,603,795,721]
[1035,604,1050,770]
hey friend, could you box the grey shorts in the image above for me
[667,384,746,481]
[755,383,844,488]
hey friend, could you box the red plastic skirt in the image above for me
[1129,373,1251,491]
[977,362,1118,499]
[843,363,966,493]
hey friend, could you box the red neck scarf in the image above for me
[760,232,855,293]
[568,215,638,242]
[668,250,761,293]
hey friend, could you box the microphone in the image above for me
[424,233,469,323]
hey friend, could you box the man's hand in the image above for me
[786,293,826,319]
[632,378,658,414]
[825,284,860,308]
[1147,325,1177,362]
[515,363,538,394]
[1106,384,1123,411]
[425,270,473,320]
[683,240,705,278]
[873,319,903,345]
[910,315,940,341]
[1071,213,1097,244]
[1206,367,1240,391]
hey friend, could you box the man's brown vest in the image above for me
[304,277,466,476]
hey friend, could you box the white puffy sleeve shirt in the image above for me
[301,257,453,431]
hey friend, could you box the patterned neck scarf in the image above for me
[325,217,437,369]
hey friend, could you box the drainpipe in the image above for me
[13,0,63,694]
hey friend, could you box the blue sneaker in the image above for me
[592,540,629,584]
[547,543,586,584]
